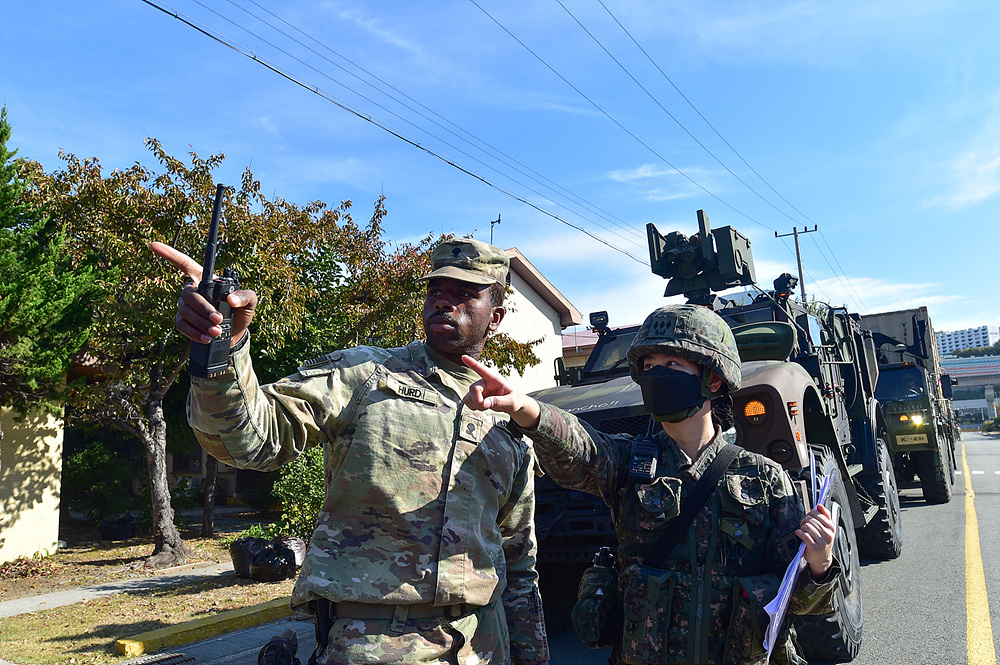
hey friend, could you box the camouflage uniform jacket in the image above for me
[523,402,841,665]
[187,339,549,663]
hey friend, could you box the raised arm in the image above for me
[150,241,257,347]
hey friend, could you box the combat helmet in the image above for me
[626,304,741,397]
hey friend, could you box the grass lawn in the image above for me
[0,512,294,665]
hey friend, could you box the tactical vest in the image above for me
[609,441,791,665]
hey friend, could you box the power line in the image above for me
[595,0,868,310]
[140,0,649,264]
[559,0,805,228]
[815,230,870,311]
[468,0,780,235]
[145,0,867,307]
[230,0,647,247]
[597,0,808,225]
[189,0,642,251]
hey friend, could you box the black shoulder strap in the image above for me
[646,442,740,569]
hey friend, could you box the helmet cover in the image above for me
[627,304,741,394]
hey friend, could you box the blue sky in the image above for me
[3,0,998,338]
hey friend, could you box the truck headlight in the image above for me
[911,414,924,426]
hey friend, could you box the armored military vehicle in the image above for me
[532,211,902,661]
[860,308,959,504]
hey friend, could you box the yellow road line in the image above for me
[963,439,997,664]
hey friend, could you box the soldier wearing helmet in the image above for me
[153,236,550,665]
[463,304,839,665]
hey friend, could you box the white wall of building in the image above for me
[0,407,63,563]
[500,270,563,393]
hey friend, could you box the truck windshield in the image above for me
[586,331,638,374]
[876,366,926,402]
[719,301,777,327]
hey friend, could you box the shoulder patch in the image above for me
[299,352,340,370]
[298,345,395,373]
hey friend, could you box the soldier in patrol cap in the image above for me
[151,236,549,665]
[463,304,840,665]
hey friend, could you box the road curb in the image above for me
[115,597,293,657]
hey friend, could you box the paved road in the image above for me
[543,431,1000,665]
[90,432,1000,664]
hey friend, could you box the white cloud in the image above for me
[255,116,279,136]
[619,0,947,67]
[608,163,674,182]
[641,186,703,202]
[336,7,423,56]
[922,135,1000,208]
[514,225,648,265]
[606,164,727,203]
[807,275,961,316]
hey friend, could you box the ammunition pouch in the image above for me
[571,563,623,649]
[618,563,677,665]
[722,575,779,665]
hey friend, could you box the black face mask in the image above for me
[636,365,706,422]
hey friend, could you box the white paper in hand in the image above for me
[762,472,834,660]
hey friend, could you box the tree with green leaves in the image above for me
[21,138,541,566]
[20,141,348,566]
[955,341,1000,358]
[0,106,105,440]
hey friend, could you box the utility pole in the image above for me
[490,214,501,245]
[774,225,817,303]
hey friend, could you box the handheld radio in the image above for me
[189,184,240,378]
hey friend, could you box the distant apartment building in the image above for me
[935,325,1000,355]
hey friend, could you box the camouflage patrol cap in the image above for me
[418,237,509,286]
[627,304,741,392]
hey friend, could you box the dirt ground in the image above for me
[0,511,297,665]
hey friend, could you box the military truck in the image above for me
[532,211,902,661]
[859,308,959,504]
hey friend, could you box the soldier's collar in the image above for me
[679,427,727,481]
[420,343,480,385]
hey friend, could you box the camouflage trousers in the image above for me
[313,599,511,665]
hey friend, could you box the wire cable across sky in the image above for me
[141,0,870,311]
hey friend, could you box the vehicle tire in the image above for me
[794,453,864,662]
[856,435,903,559]
[917,436,953,504]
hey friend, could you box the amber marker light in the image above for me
[744,400,767,424]
[899,414,909,422]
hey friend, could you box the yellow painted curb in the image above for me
[115,597,293,657]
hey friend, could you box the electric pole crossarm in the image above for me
[775,225,818,302]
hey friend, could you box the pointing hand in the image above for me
[150,241,258,346]
[462,355,541,429]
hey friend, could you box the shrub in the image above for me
[61,442,135,520]
[272,445,325,541]
[219,521,278,548]
[170,476,201,512]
